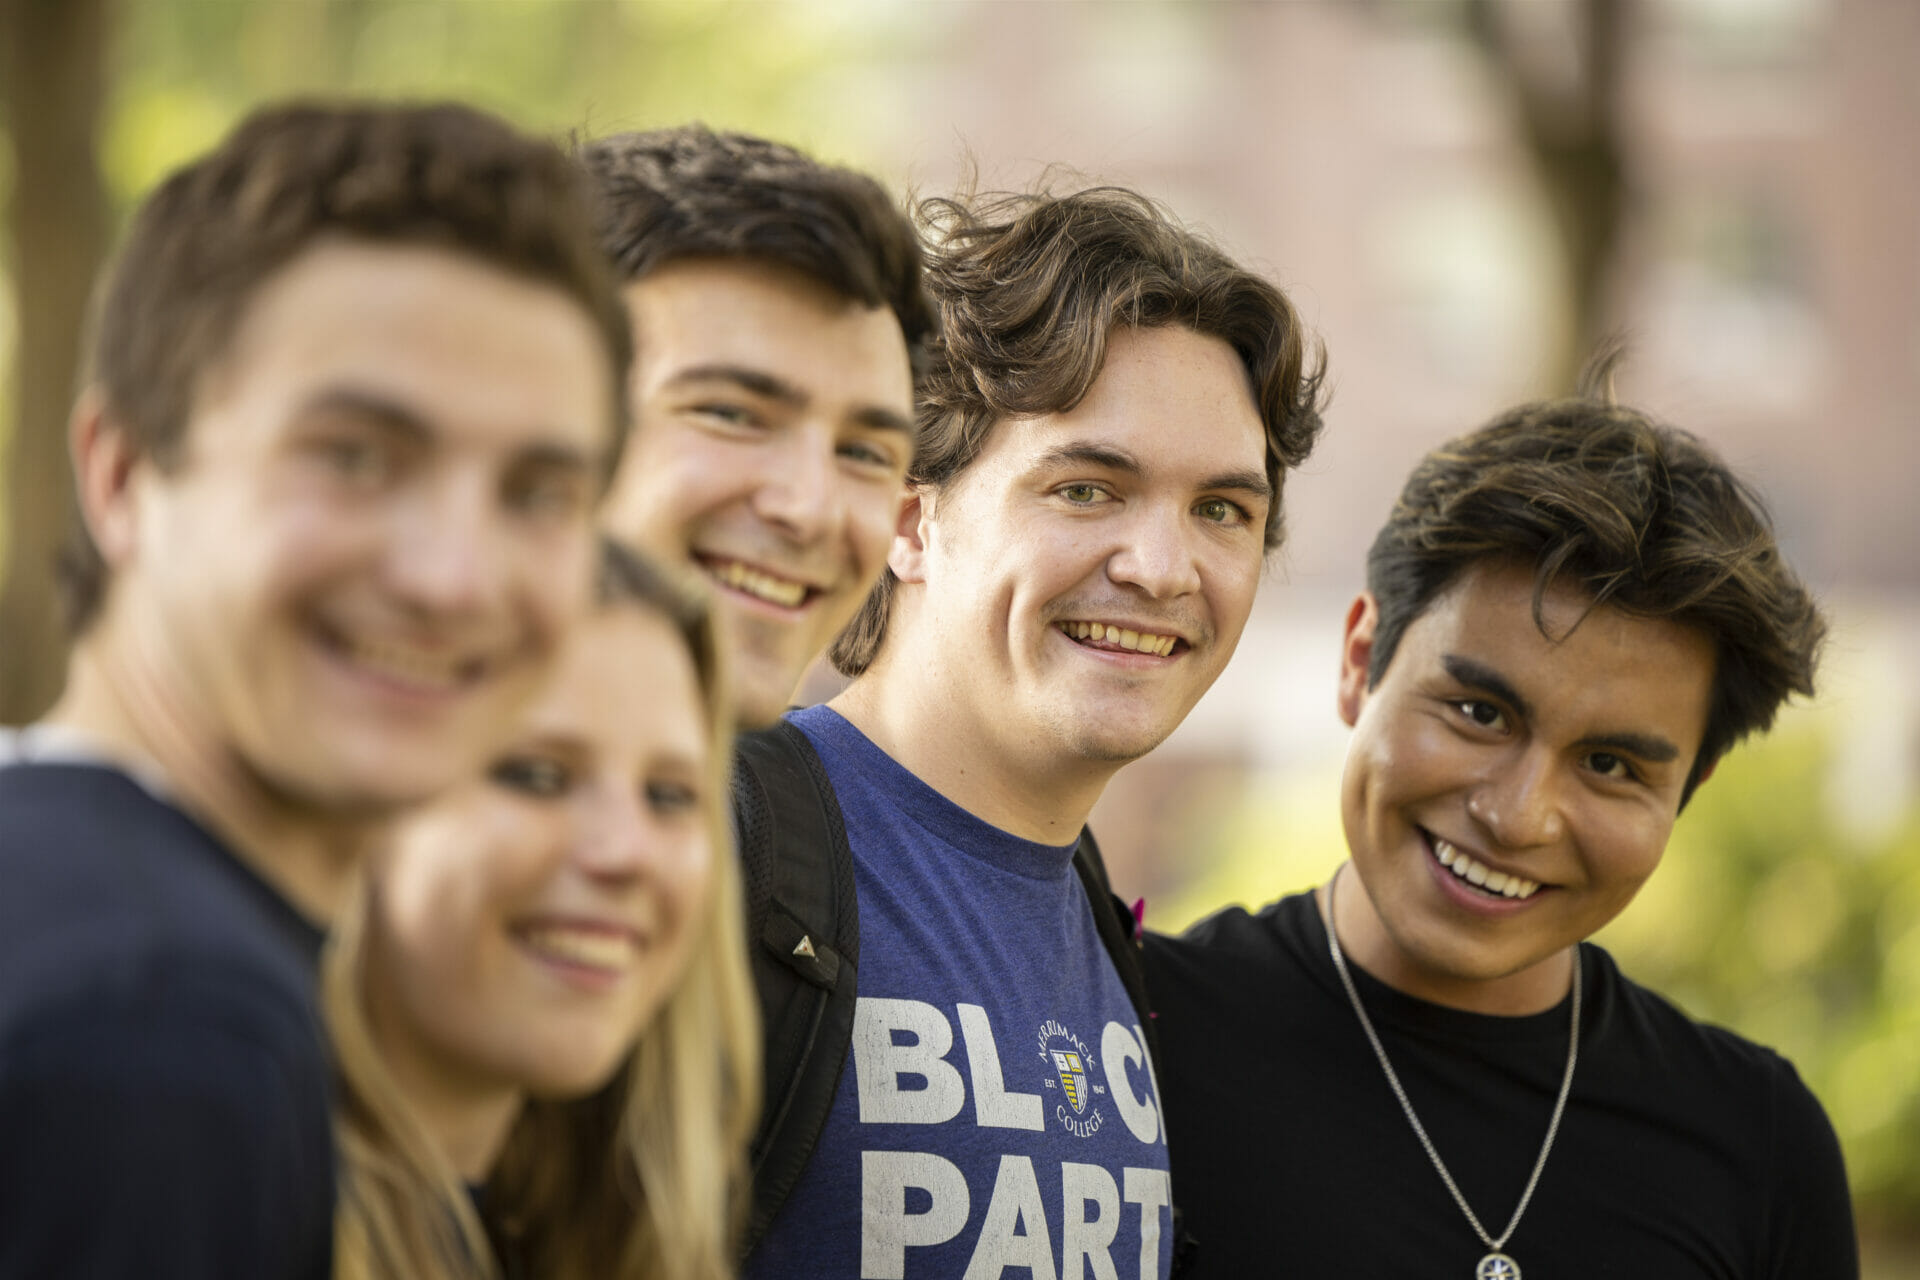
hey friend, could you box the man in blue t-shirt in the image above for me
[0,103,631,1279]
[743,186,1326,1280]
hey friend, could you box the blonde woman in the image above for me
[327,542,759,1279]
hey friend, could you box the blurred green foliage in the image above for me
[1157,694,1920,1238]
[92,0,924,205]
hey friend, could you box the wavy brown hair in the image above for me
[328,540,758,1280]
[829,182,1327,675]
[62,99,632,633]
[577,123,936,382]
[1363,351,1826,803]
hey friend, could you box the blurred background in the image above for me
[2,0,1914,1267]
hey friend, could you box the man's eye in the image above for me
[1059,484,1108,505]
[508,470,589,518]
[1588,751,1634,781]
[1195,497,1249,525]
[839,439,901,471]
[689,402,757,428]
[321,438,390,484]
[489,756,570,798]
[1457,700,1505,730]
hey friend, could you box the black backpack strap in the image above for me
[1071,827,1199,1279]
[732,721,861,1257]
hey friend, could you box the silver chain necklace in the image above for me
[1322,866,1581,1280]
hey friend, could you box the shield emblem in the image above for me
[1051,1049,1088,1114]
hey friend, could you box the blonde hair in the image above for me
[327,540,761,1279]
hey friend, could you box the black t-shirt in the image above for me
[1145,891,1859,1279]
[0,761,333,1280]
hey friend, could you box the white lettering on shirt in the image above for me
[1122,1167,1171,1280]
[959,1003,1045,1131]
[855,998,966,1125]
[861,1150,970,1278]
[1100,1022,1159,1145]
[963,1155,1057,1280]
[1060,1162,1122,1280]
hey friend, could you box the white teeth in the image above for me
[1057,622,1178,656]
[521,927,633,970]
[345,639,467,692]
[710,560,807,607]
[1432,837,1541,900]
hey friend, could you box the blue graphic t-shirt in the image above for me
[747,706,1173,1280]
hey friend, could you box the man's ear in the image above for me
[69,389,143,571]
[1336,592,1379,729]
[887,486,932,584]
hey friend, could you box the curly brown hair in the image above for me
[60,99,631,633]
[829,183,1327,675]
[1364,354,1826,802]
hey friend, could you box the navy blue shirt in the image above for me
[0,756,333,1279]
[747,707,1173,1280]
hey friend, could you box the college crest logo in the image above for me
[1036,1019,1106,1138]
[1052,1048,1089,1113]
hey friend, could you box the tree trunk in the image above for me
[0,0,111,723]
[1468,0,1629,394]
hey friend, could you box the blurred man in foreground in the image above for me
[0,100,630,1278]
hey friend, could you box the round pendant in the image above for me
[1477,1254,1520,1280]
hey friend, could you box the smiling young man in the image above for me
[0,102,629,1278]
[578,125,935,727]
[1145,383,1858,1277]
[741,186,1325,1280]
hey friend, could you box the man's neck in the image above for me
[828,658,1116,845]
[47,645,364,927]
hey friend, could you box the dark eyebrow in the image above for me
[1036,442,1141,475]
[301,387,599,476]
[299,387,435,442]
[1442,655,1533,721]
[1200,468,1273,503]
[667,363,913,435]
[1035,444,1271,505]
[514,441,599,478]
[1576,730,1682,764]
[1443,654,1681,764]
[666,363,803,405]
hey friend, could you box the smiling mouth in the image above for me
[321,628,486,695]
[517,924,636,972]
[1056,620,1182,657]
[1430,833,1543,900]
[700,556,814,609]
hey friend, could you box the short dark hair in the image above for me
[830,183,1327,675]
[577,124,935,380]
[1364,356,1825,802]
[62,99,633,632]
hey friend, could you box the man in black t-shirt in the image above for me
[1146,365,1859,1278]
[0,102,631,1278]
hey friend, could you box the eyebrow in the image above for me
[1441,654,1682,763]
[301,387,599,476]
[1036,442,1273,502]
[666,362,913,434]
[300,387,435,442]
